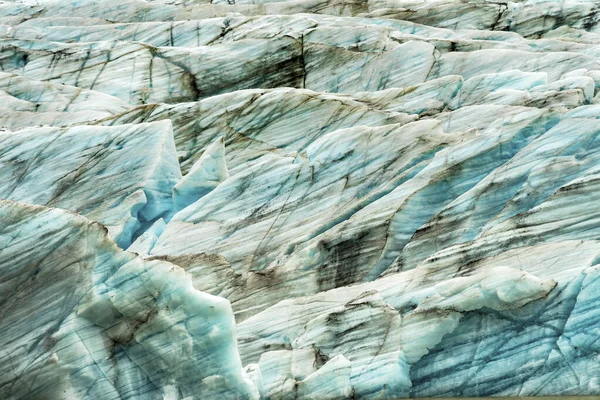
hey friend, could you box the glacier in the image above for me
[2,0,600,398]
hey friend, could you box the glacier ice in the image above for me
[172,136,229,211]
[0,200,257,399]
[3,0,600,398]
[0,120,181,248]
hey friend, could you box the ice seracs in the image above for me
[0,200,258,400]
[3,0,600,398]
[0,120,180,248]
[172,136,229,211]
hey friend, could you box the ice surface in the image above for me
[0,121,181,248]
[172,136,229,211]
[3,0,600,398]
[0,200,257,399]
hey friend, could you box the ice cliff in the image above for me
[2,0,600,398]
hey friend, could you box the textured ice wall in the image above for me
[2,0,600,398]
